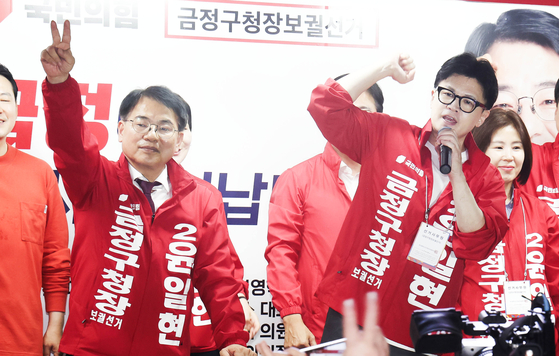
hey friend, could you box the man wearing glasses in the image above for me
[40,20,255,356]
[308,53,508,355]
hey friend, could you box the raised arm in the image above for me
[41,20,104,208]
[307,54,415,164]
[335,54,415,101]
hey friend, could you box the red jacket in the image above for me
[308,79,509,350]
[459,187,559,321]
[190,175,248,353]
[265,143,351,343]
[522,137,559,216]
[43,77,248,356]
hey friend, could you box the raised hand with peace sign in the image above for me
[40,20,74,84]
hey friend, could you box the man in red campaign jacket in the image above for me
[522,79,559,216]
[265,82,383,348]
[40,20,255,356]
[308,53,509,354]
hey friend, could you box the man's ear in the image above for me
[175,131,184,154]
[429,89,437,109]
[117,120,125,143]
[477,109,490,127]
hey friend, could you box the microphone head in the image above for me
[440,164,451,174]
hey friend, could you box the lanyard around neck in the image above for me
[424,174,456,231]
[503,195,528,282]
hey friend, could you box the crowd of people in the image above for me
[3,7,559,356]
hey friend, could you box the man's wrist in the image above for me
[47,74,69,85]
[282,313,303,325]
[239,295,254,311]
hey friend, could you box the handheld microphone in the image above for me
[439,126,452,174]
[440,145,452,174]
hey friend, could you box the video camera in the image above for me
[409,293,555,356]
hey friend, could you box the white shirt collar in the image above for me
[339,160,356,176]
[338,160,359,200]
[129,164,171,193]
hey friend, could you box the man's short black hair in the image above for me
[334,74,384,113]
[465,9,559,58]
[118,86,191,132]
[0,64,18,100]
[434,52,498,109]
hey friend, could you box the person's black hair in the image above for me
[334,73,384,113]
[555,78,559,105]
[434,52,498,109]
[0,64,18,100]
[472,108,532,185]
[118,86,191,132]
[465,9,559,57]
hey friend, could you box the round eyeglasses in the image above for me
[492,87,556,121]
[437,86,486,114]
[125,117,178,139]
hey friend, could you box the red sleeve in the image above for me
[189,289,218,352]
[539,201,559,356]
[190,237,246,352]
[229,239,248,297]
[193,190,249,349]
[307,78,391,165]
[194,177,248,297]
[265,168,305,317]
[543,202,559,325]
[453,162,508,261]
[42,76,101,209]
[42,165,71,312]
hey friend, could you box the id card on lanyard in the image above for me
[503,196,532,319]
[504,280,531,318]
[407,174,452,270]
[407,221,450,270]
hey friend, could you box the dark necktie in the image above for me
[135,178,161,214]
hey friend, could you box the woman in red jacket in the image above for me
[459,108,559,349]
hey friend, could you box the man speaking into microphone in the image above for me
[307,52,509,355]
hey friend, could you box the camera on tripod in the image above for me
[409,293,555,356]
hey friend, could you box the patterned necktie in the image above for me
[135,178,161,213]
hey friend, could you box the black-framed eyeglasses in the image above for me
[492,87,556,121]
[437,86,486,114]
[125,117,178,139]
